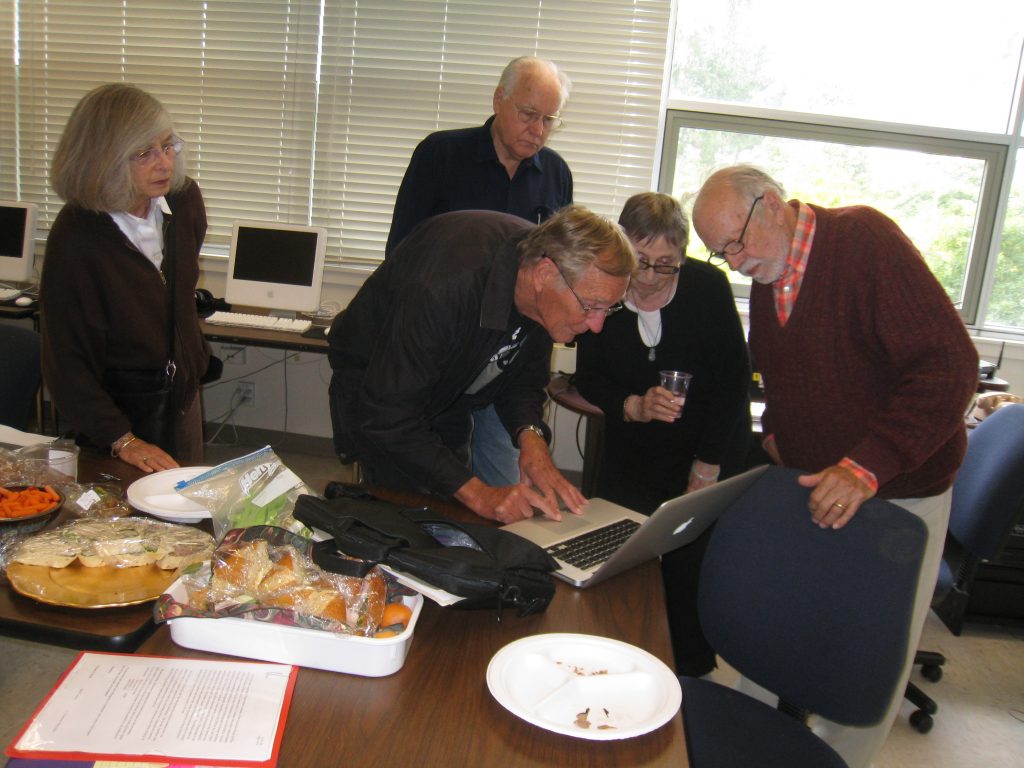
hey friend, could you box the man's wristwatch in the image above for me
[514,424,545,448]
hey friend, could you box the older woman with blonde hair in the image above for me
[41,83,212,472]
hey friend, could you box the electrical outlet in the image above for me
[222,345,246,365]
[236,381,256,407]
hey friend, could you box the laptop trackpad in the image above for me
[535,514,592,535]
[506,512,593,548]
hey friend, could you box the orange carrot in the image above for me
[0,486,61,519]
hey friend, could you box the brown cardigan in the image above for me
[40,179,210,450]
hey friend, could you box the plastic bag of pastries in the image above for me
[179,525,387,636]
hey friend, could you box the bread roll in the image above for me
[343,569,386,631]
[10,518,213,570]
[210,540,273,596]
[188,540,384,634]
[299,589,349,624]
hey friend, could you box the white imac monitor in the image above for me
[225,221,328,315]
[0,201,39,284]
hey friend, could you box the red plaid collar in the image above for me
[772,201,816,325]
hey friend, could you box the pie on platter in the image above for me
[5,517,215,608]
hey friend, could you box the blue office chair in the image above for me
[904,403,1024,733]
[0,324,41,430]
[680,466,927,768]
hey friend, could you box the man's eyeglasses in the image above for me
[515,104,564,131]
[638,258,681,275]
[130,136,185,165]
[550,258,623,317]
[707,194,763,266]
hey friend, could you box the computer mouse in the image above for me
[15,295,34,307]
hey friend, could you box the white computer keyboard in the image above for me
[0,287,24,301]
[205,311,312,334]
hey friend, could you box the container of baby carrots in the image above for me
[0,485,64,534]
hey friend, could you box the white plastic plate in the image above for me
[486,633,681,740]
[126,466,213,523]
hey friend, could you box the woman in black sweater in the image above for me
[575,192,751,676]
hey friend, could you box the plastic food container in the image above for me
[163,578,423,676]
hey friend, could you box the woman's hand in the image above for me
[117,437,178,473]
[623,386,682,424]
[686,460,720,493]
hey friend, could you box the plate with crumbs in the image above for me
[486,633,681,740]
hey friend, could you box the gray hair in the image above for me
[497,56,571,110]
[520,204,635,280]
[51,83,186,212]
[702,164,787,205]
[618,192,689,252]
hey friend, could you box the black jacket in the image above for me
[329,210,553,496]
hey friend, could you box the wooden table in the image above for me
[3,450,689,766]
[139,561,686,766]
[200,306,330,354]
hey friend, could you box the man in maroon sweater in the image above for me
[692,164,978,768]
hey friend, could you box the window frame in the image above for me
[660,102,1017,328]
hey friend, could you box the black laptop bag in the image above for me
[292,490,558,619]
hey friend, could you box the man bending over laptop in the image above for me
[327,206,634,523]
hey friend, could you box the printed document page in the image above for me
[8,652,296,766]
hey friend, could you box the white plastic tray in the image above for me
[164,578,423,677]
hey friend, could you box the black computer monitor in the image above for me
[0,201,38,284]
[225,221,328,315]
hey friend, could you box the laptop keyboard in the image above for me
[546,519,642,570]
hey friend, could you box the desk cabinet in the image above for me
[963,502,1024,623]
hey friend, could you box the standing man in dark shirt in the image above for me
[385,56,574,488]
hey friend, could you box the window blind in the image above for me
[2,0,670,265]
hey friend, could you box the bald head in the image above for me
[492,57,571,168]
[692,164,795,285]
[693,165,786,222]
[497,56,571,111]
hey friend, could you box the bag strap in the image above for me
[311,538,375,577]
[162,207,177,380]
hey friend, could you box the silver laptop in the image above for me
[503,465,770,588]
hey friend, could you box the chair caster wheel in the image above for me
[921,664,943,682]
[910,709,934,733]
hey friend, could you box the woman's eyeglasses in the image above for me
[130,136,185,165]
[637,259,680,275]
